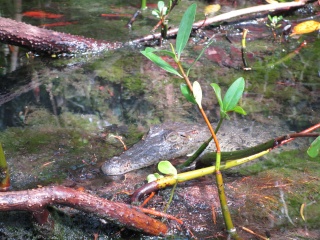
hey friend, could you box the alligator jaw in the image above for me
[101,122,209,175]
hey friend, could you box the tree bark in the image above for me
[0,17,122,54]
[0,185,167,236]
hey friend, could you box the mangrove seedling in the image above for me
[152,1,170,19]
[152,1,171,37]
[142,4,241,238]
[266,14,283,40]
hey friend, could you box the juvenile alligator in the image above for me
[101,119,291,175]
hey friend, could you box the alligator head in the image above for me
[101,122,210,175]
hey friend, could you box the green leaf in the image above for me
[158,160,177,176]
[220,111,228,119]
[141,50,182,77]
[223,77,245,112]
[187,37,215,76]
[147,173,163,183]
[143,47,177,60]
[144,47,177,59]
[147,174,158,183]
[176,3,196,60]
[180,84,196,104]
[210,83,223,109]
[307,136,320,158]
[152,10,160,18]
[232,106,247,115]
[158,1,165,11]
[193,81,202,108]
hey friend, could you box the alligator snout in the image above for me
[101,122,209,175]
[101,156,132,175]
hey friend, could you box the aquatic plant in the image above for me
[140,3,320,239]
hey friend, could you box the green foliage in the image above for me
[141,3,197,76]
[180,83,196,104]
[141,48,182,77]
[307,136,320,158]
[152,1,169,18]
[266,14,283,29]
[158,160,177,176]
[147,161,178,182]
[175,3,196,60]
[147,173,164,183]
[211,77,247,119]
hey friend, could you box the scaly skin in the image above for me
[101,122,210,175]
[101,119,290,175]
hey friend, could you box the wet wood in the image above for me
[0,185,167,236]
[0,17,122,54]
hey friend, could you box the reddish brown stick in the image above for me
[0,186,167,236]
[278,123,320,146]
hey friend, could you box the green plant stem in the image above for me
[141,0,147,10]
[163,181,177,213]
[131,149,271,202]
[216,169,241,239]
[267,40,307,68]
[176,61,220,154]
[176,60,240,237]
[177,135,213,168]
[245,40,307,71]
[196,138,276,167]
[0,143,10,191]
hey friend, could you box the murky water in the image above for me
[0,0,320,239]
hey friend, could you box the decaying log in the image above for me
[0,185,167,236]
[0,17,122,54]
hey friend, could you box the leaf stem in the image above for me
[177,61,221,155]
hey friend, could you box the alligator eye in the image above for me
[165,131,181,143]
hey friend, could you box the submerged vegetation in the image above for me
[0,0,319,239]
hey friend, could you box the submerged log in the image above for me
[0,17,122,54]
[0,185,167,236]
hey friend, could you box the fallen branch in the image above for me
[0,185,167,236]
[131,0,308,44]
[0,17,122,54]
